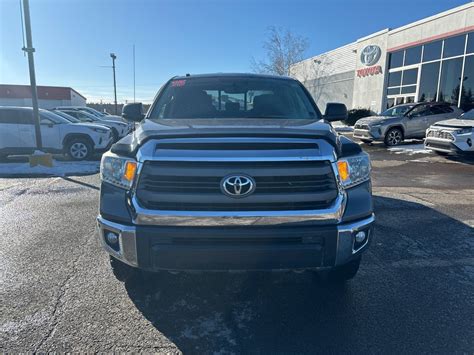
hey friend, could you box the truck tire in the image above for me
[316,257,361,283]
[66,138,92,161]
[110,256,136,282]
[384,127,403,146]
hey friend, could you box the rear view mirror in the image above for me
[324,103,348,122]
[122,103,145,122]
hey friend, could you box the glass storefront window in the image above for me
[402,68,418,85]
[401,85,416,94]
[388,71,402,87]
[438,57,463,104]
[423,40,442,62]
[467,32,474,54]
[442,34,466,58]
[389,51,404,68]
[404,46,422,65]
[460,55,474,111]
[418,62,440,102]
[387,87,401,95]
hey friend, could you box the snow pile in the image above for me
[0,161,100,177]
[388,144,433,155]
[332,121,354,133]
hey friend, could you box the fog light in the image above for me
[106,231,119,244]
[467,138,472,147]
[355,231,366,243]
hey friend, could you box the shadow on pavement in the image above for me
[122,196,474,353]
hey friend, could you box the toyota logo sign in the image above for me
[360,45,381,66]
[221,174,256,198]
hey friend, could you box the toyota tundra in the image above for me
[97,73,374,282]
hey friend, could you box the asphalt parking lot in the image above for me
[1,140,474,353]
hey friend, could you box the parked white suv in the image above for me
[0,106,113,160]
[54,106,124,122]
[56,108,130,141]
[425,108,474,155]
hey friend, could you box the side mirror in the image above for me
[122,103,145,122]
[324,103,348,122]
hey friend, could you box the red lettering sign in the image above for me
[356,65,382,77]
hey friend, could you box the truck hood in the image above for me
[111,118,339,157]
[432,118,474,129]
[356,115,399,126]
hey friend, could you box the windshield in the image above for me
[380,105,415,117]
[149,77,319,120]
[460,109,474,119]
[39,109,70,123]
[52,110,80,123]
[80,107,105,117]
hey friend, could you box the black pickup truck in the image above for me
[97,73,374,282]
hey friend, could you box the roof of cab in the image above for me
[172,73,297,81]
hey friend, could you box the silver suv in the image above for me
[353,103,463,146]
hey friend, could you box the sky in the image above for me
[0,0,470,104]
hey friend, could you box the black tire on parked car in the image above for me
[384,127,404,146]
[66,138,92,161]
[361,139,373,144]
[434,151,449,156]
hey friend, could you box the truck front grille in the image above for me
[136,161,338,211]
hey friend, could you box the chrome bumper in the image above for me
[97,213,375,270]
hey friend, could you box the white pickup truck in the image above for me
[0,106,113,160]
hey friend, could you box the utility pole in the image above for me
[22,0,42,149]
[110,53,117,115]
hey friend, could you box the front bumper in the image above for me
[353,128,382,141]
[97,214,374,271]
[424,138,464,154]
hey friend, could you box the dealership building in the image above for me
[290,2,474,114]
[0,84,86,109]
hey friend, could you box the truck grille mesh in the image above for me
[136,161,338,211]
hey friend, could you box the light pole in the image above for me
[22,0,41,149]
[110,53,117,115]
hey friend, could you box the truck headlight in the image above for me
[100,154,137,189]
[337,153,371,188]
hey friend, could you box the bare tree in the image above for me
[251,26,309,76]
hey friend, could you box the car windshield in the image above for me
[80,107,105,117]
[39,109,70,123]
[380,105,415,117]
[52,110,80,123]
[460,109,474,119]
[148,77,319,120]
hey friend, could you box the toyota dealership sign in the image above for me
[357,44,383,78]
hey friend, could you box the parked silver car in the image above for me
[353,103,464,146]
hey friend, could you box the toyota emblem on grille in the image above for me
[221,174,256,198]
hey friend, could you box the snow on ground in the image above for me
[387,144,433,155]
[0,160,100,177]
[332,121,354,133]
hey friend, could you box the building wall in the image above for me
[290,43,357,111]
[352,30,389,113]
[0,98,76,109]
[70,91,86,106]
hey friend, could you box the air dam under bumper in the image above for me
[97,214,374,271]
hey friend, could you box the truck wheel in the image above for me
[110,256,136,282]
[384,128,403,146]
[66,138,92,161]
[317,257,361,283]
